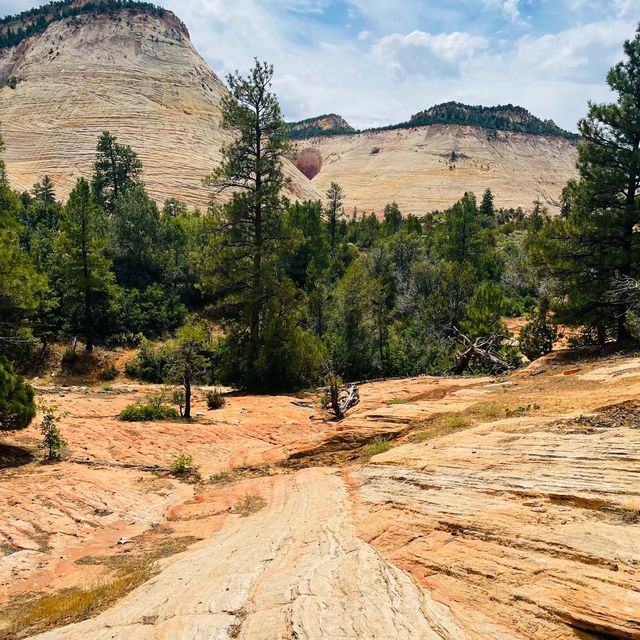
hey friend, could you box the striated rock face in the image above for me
[0,8,319,207]
[294,124,578,214]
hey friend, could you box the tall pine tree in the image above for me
[200,60,291,386]
[529,26,640,341]
[54,179,114,351]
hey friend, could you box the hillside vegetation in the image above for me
[287,101,578,140]
[0,0,176,49]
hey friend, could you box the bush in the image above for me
[124,340,170,383]
[99,364,119,381]
[206,389,226,410]
[362,436,392,458]
[61,347,78,369]
[0,356,36,431]
[118,402,178,422]
[8,76,17,89]
[170,453,194,475]
[519,301,558,360]
[39,403,66,461]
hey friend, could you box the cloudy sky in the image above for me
[2,0,639,131]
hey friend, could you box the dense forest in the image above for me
[1,27,639,427]
[0,0,174,49]
[287,102,578,141]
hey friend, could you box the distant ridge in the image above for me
[288,101,578,141]
[287,113,354,140]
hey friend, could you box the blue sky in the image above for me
[2,0,639,131]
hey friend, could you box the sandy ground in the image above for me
[2,350,640,639]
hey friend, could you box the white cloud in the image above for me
[371,30,488,78]
[483,0,523,23]
[2,0,639,133]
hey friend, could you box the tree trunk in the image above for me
[184,377,191,420]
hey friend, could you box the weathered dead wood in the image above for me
[449,329,512,375]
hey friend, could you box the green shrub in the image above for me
[362,436,392,458]
[206,389,226,410]
[519,300,558,360]
[39,403,67,461]
[124,339,169,383]
[170,453,195,475]
[99,364,119,381]
[8,76,17,89]
[118,402,178,422]
[61,347,78,369]
[0,356,36,431]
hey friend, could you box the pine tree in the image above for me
[529,27,640,340]
[92,131,142,214]
[0,136,47,348]
[480,188,495,218]
[54,179,114,351]
[200,60,291,386]
[326,182,345,253]
[437,192,501,278]
[0,356,35,431]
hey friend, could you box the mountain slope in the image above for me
[0,2,319,207]
[292,122,578,214]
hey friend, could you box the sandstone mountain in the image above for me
[0,1,579,216]
[0,1,320,208]
[291,105,579,214]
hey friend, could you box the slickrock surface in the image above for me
[0,9,319,207]
[3,352,640,639]
[28,469,463,640]
[294,125,578,214]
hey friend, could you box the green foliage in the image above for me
[39,402,66,461]
[60,346,78,369]
[206,389,226,410]
[408,102,578,139]
[437,192,501,281]
[119,399,178,422]
[518,300,558,361]
[92,131,142,214]
[287,102,577,140]
[0,1,175,50]
[252,280,325,391]
[0,355,36,431]
[199,60,307,390]
[169,453,195,475]
[8,76,17,89]
[98,363,119,381]
[166,318,213,418]
[326,182,345,253]
[528,28,640,341]
[53,178,115,351]
[362,436,392,458]
[124,339,170,383]
[0,145,48,352]
[461,281,509,339]
[110,185,160,287]
[286,114,354,139]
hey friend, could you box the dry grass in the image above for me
[231,493,266,517]
[1,532,200,639]
[1,557,154,639]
